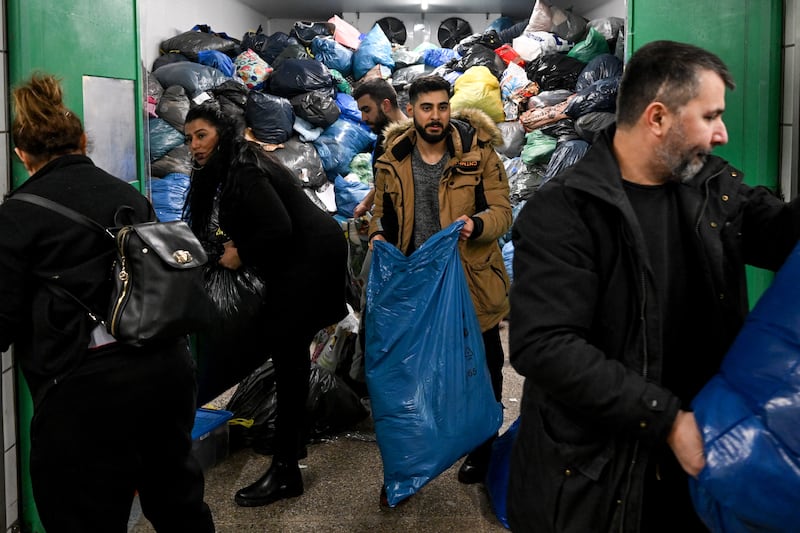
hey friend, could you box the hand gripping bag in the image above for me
[365,221,503,507]
[690,241,800,532]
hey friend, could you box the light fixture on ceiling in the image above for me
[421,1,429,10]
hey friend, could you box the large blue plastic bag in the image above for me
[352,24,394,80]
[312,118,376,178]
[150,172,189,222]
[365,221,503,507]
[690,242,800,532]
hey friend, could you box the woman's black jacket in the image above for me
[0,155,154,403]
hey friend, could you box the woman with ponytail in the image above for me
[0,73,215,532]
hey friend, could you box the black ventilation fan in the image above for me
[377,16,407,45]
[438,17,473,49]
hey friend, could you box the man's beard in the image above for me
[414,120,449,144]
[658,125,709,182]
[371,111,389,135]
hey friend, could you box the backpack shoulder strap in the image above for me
[11,193,111,237]
[10,193,111,324]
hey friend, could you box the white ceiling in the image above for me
[238,0,609,21]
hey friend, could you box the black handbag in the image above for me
[11,193,214,346]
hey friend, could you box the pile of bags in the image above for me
[146,2,625,230]
[145,3,627,458]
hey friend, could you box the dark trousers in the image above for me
[30,341,214,533]
[466,324,505,461]
[269,327,315,462]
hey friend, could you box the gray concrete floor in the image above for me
[130,321,521,533]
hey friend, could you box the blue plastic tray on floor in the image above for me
[191,408,233,441]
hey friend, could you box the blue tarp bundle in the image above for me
[690,242,800,532]
[365,221,503,507]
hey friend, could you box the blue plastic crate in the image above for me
[191,408,233,440]
[191,408,234,470]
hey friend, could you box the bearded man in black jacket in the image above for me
[508,41,800,533]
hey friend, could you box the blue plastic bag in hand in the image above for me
[690,241,800,532]
[365,221,503,507]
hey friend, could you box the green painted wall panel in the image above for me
[629,0,783,305]
[629,0,782,188]
[8,0,145,190]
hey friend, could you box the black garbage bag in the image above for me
[226,359,370,454]
[575,111,616,142]
[575,53,623,92]
[527,89,574,110]
[155,85,190,131]
[450,44,505,78]
[306,364,369,440]
[539,118,579,142]
[270,136,327,189]
[241,25,269,56]
[153,61,230,98]
[509,162,546,203]
[204,264,266,338]
[268,58,334,99]
[290,89,340,129]
[291,20,336,46]
[152,52,190,73]
[261,32,292,64]
[208,80,249,133]
[160,27,238,61]
[210,80,248,110]
[391,64,435,89]
[565,76,621,118]
[525,53,586,92]
[271,43,311,70]
[455,29,502,56]
[551,6,589,43]
[544,139,591,183]
[245,91,294,144]
[226,360,278,453]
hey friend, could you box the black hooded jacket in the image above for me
[507,126,800,532]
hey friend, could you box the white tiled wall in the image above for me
[781,0,800,200]
[0,0,17,529]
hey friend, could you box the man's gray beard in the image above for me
[656,128,707,183]
[672,153,708,182]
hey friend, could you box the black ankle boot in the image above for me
[457,437,495,485]
[234,460,303,507]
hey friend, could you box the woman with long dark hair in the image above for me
[184,101,347,507]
